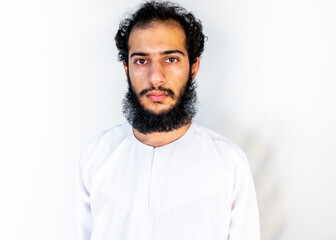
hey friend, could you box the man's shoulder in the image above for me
[192,122,243,150]
[79,123,131,167]
[192,121,248,164]
[97,122,131,145]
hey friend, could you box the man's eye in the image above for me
[165,57,178,63]
[135,59,148,64]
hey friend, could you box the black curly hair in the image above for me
[115,1,206,66]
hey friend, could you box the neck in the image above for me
[132,121,192,148]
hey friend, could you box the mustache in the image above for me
[138,86,176,99]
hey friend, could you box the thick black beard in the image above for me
[122,74,198,134]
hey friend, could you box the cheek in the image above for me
[171,61,189,77]
[167,68,189,87]
[129,69,147,90]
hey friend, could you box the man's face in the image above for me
[124,19,198,115]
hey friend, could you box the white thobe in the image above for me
[70,121,260,240]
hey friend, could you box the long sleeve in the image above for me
[68,135,103,240]
[228,155,260,240]
[70,162,93,240]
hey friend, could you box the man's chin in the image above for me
[142,103,175,116]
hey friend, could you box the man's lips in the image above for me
[147,91,168,101]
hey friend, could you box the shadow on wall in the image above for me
[241,132,285,240]
[214,117,286,240]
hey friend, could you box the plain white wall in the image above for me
[1,0,335,239]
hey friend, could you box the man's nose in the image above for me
[148,61,166,86]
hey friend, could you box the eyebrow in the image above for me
[162,50,185,56]
[130,50,185,58]
[130,52,148,58]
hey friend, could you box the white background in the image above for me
[1,0,335,239]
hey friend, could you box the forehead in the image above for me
[128,19,187,53]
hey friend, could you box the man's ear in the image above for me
[123,61,128,76]
[191,57,200,80]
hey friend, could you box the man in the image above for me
[72,1,260,239]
